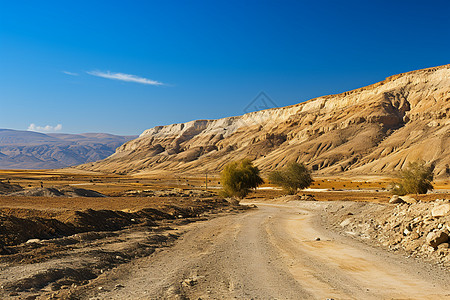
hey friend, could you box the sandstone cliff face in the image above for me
[80,65,450,177]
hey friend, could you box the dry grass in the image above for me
[0,170,448,209]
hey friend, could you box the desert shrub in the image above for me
[392,160,434,195]
[269,162,313,194]
[220,159,264,198]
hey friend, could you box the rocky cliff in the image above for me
[79,65,450,177]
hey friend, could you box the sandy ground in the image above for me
[71,201,450,300]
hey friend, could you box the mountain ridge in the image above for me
[0,129,137,169]
[78,64,450,178]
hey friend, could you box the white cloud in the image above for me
[28,123,63,132]
[62,71,78,76]
[87,70,164,86]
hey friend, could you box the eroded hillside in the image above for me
[79,65,450,177]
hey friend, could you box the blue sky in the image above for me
[1,1,449,135]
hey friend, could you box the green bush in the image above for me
[220,159,264,198]
[392,160,434,195]
[269,161,313,194]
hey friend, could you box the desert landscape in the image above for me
[2,2,450,299]
[0,64,449,299]
[0,168,450,299]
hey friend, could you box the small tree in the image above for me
[392,160,434,195]
[221,159,264,198]
[269,161,313,194]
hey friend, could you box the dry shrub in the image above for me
[220,159,263,198]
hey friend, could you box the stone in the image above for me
[225,198,240,205]
[389,195,405,204]
[300,194,316,201]
[410,232,420,240]
[182,278,198,287]
[399,196,417,204]
[426,231,449,248]
[26,239,41,244]
[437,248,449,256]
[437,242,450,249]
[431,204,450,217]
[340,218,352,227]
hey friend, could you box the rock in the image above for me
[426,231,449,248]
[437,248,449,256]
[77,65,450,180]
[438,242,450,249]
[300,194,316,201]
[182,277,198,287]
[410,232,420,240]
[432,204,450,217]
[389,195,405,204]
[315,237,321,241]
[399,196,417,204]
[340,218,352,227]
[26,239,41,244]
[225,198,240,205]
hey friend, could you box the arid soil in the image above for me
[64,201,450,300]
[1,171,450,299]
[0,194,246,299]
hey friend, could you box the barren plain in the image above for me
[0,170,449,299]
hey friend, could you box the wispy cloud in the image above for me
[87,70,164,86]
[62,71,79,76]
[28,123,63,132]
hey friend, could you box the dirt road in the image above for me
[79,202,450,299]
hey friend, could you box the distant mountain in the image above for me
[0,129,137,169]
[78,64,450,178]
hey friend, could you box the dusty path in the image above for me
[80,202,450,299]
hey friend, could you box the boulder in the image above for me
[426,231,449,248]
[300,194,316,201]
[26,239,41,244]
[399,195,417,204]
[438,242,450,249]
[225,198,240,205]
[389,195,405,204]
[431,204,450,217]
